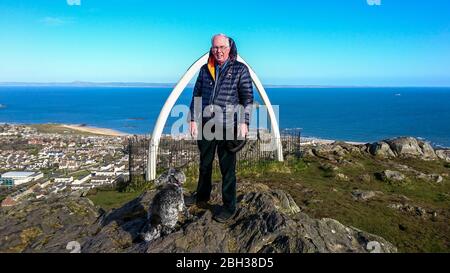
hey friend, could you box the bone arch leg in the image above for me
[146,52,283,181]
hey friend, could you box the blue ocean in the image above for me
[1,86,450,147]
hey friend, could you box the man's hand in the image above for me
[189,121,198,138]
[239,123,248,138]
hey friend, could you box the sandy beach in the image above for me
[300,137,366,146]
[60,124,130,136]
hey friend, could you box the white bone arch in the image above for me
[146,52,283,181]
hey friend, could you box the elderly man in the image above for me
[189,34,253,222]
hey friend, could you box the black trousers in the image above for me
[196,126,237,212]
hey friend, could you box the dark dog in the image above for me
[143,168,190,242]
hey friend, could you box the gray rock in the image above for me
[368,141,396,157]
[436,149,450,162]
[433,174,444,183]
[417,173,443,183]
[0,194,101,253]
[379,170,406,183]
[332,141,362,154]
[143,184,397,253]
[351,190,378,201]
[386,137,423,157]
[385,137,437,160]
[392,163,443,183]
[418,141,438,160]
[388,203,437,219]
[335,173,350,182]
[304,148,316,157]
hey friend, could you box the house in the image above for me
[0,171,44,186]
[1,196,17,207]
[92,170,115,177]
[91,176,111,185]
[72,174,91,185]
[54,176,74,183]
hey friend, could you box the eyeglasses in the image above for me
[211,46,229,52]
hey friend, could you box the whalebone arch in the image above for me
[146,52,283,180]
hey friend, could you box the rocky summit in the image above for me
[1,136,448,253]
[0,182,396,253]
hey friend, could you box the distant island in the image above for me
[0,82,180,88]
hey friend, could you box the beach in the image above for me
[10,121,366,144]
[0,122,131,137]
[300,137,366,146]
[59,124,130,136]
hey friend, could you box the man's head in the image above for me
[211,34,231,65]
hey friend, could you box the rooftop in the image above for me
[1,171,36,178]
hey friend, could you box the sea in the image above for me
[1,86,450,148]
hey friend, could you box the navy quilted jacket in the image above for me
[189,58,254,126]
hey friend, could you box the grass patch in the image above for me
[88,190,142,211]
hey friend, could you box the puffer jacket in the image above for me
[189,56,254,126]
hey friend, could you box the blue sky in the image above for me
[0,0,449,86]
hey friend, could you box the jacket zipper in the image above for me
[209,68,220,112]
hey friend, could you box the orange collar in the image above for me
[207,55,216,81]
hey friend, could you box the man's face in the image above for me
[211,36,230,65]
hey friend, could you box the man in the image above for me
[189,34,253,222]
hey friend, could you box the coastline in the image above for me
[300,136,366,146]
[59,124,130,136]
[1,121,446,148]
[1,122,130,137]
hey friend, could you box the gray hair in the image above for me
[211,33,230,47]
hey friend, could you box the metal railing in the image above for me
[127,128,301,182]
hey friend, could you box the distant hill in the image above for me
[0,82,186,88]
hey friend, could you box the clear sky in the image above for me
[0,0,449,86]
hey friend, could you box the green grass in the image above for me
[256,155,449,252]
[234,154,449,252]
[88,190,142,211]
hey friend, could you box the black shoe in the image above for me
[213,207,236,223]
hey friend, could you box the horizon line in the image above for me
[1,81,450,88]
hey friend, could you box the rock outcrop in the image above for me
[436,149,450,162]
[351,190,379,201]
[0,194,101,252]
[378,170,406,183]
[368,141,396,157]
[388,203,438,220]
[304,137,447,163]
[369,137,437,160]
[0,182,397,253]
